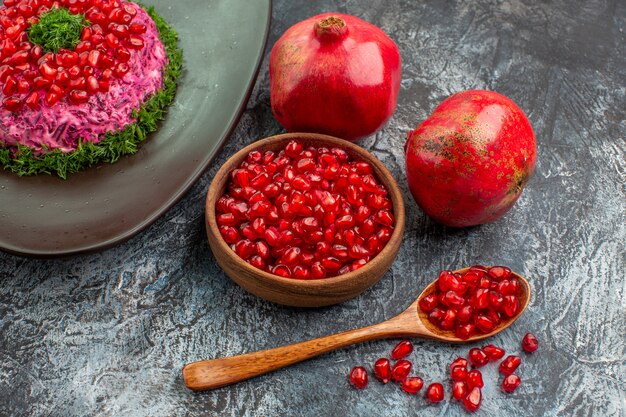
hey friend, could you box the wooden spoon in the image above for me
[183,267,530,391]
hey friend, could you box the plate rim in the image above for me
[0,0,273,258]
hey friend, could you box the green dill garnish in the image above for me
[1,5,183,179]
[27,7,89,53]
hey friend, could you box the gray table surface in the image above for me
[1,0,625,416]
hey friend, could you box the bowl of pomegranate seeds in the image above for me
[206,132,405,307]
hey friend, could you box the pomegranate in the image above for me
[405,90,536,227]
[269,13,401,141]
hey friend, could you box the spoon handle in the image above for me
[182,310,420,391]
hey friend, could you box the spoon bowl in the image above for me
[183,267,531,391]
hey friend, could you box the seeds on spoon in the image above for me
[422,266,524,339]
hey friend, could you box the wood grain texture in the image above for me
[182,269,529,390]
[0,0,625,416]
[205,133,405,307]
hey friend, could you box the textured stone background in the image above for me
[1,0,625,416]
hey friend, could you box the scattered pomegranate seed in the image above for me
[450,365,468,382]
[463,386,482,412]
[502,374,521,393]
[217,141,394,279]
[521,333,539,353]
[401,376,424,394]
[426,383,444,403]
[391,340,413,360]
[499,355,522,375]
[373,358,391,384]
[348,366,368,389]
[449,357,469,372]
[391,359,412,381]
[482,344,506,361]
[466,369,484,389]
[452,381,468,400]
[468,348,489,368]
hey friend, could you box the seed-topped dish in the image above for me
[215,139,396,279]
[0,0,182,178]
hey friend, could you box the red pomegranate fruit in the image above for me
[405,90,536,227]
[269,13,401,141]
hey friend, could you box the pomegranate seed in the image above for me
[482,344,506,361]
[401,376,424,394]
[443,290,465,308]
[44,91,60,106]
[455,323,476,340]
[426,383,444,403]
[503,295,520,317]
[475,315,496,333]
[391,359,412,381]
[466,369,484,389]
[281,247,301,265]
[292,265,310,279]
[24,91,39,109]
[499,355,521,375]
[249,256,265,270]
[469,288,490,309]
[310,262,325,279]
[462,271,480,284]
[373,358,391,384]
[456,305,473,323]
[129,23,146,34]
[452,381,468,401]
[489,290,505,310]
[2,96,22,112]
[126,34,144,49]
[440,308,456,330]
[488,265,511,281]
[521,332,539,353]
[450,357,469,372]
[391,340,413,360]
[463,386,482,412]
[68,89,89,104]
[468,348,489,368]
[374,209,394,226]
[450,365,468,382]
[428,308,446,325]
[348,366,368,389]
[502,374,521,393]
[437,270,455,291]
[271,264,291,278]
[418,294,438,312]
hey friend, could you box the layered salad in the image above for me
[0,0,182,177]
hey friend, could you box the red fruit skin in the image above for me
[405,90,537,227]
[269,13,401,141]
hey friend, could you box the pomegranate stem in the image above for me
[314,16,348,41]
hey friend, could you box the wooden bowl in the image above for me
[205,132,405,307]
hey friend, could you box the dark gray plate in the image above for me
[0,0,271,257]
